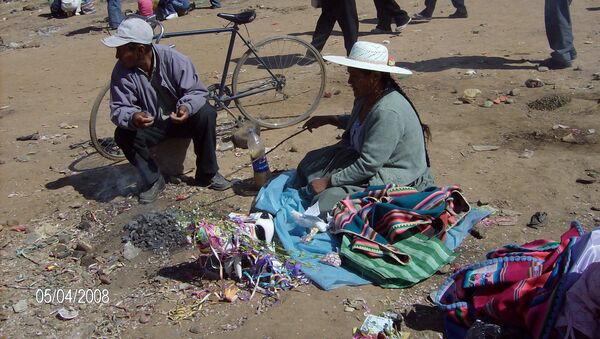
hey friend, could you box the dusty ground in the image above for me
[0,0,599,337]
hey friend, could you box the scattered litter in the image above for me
[57,307,79,320]
[561,133,578,143]
[525,79,544,88]
[472,145,499,151]
[123,241,142,260]
[382,40,390,44]
[58,122,78,129]
[493,95,508,104]
[552,124,570,130]
[217,141,234,152]
[519,149,534,159]
[222,284,239,302]
[290,202,329,232]
[465,69,477,76]
[16,132,39,141]
[175,193,191,201]
[460,88,481,103]
[353,312,405,339]
[537,65,549,72]
[482,100,493,108]
[319,252,341,267]
[479,215,518,227]
[527,211,547,229]
[343,297,366,312]
[12,300,27,313]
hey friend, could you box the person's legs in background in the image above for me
[448,0,467,18]
[171,0,190,15]
[542,0,575,69]
[372,0,393,32]
[335,0,358,55]
[107,0,125,29]
[310,0,337,54]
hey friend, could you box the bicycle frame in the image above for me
[155,24,284,105]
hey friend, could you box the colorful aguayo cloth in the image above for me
[434,221,585,339]
[331,185,471,288]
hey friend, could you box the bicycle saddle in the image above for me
[217,10,256,25]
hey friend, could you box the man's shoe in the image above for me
[538,58,571,70]
[139,176,166,204]
[196,173,231,191]
[370,27,393,34]
[411,13,432,22]
[395,16,411,32]
[448,10,468,18]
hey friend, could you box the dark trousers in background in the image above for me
[545,0,575,64]
[373,0,409,30]
[421,0,467,17]
[310,0,358,56]
[114,103,219,188]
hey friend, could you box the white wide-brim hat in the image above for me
[102,17,153,48]
[323,41,412,78]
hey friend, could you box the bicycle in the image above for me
[90,10,326,161]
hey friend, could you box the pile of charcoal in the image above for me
[122,210,189,253]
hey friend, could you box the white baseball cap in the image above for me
[324,41,412,77]
[101,18,153,48]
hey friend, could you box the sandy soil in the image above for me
[0,0,599,338]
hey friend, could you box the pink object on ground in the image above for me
[137,0,154,17]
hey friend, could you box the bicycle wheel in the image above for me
[231,36,326,129]
[89,83,126,161]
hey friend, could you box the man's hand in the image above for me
[309,176,331,195]
[170,105,190,124]
[132,112,154,129]
[303,115,338,132]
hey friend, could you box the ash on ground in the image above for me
[122,210,189,253]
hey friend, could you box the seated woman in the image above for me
[295,41,434,215]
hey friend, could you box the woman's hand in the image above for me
[303,115,338,132]
[309,176,331,194]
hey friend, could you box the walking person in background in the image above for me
[411,0,468,22]
[107,0,125,29]
[539,0,576,69]
[371,0,412,34]
[310,0,358,56]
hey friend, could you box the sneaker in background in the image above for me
[395,16,412,32]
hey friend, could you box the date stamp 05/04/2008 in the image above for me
[35,289,110,304]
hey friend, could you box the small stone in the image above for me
[139,314,150,324]
[22,4,38,10]
[382,40,390,44]
[472,145,499,151]
[77,220,92,231]
[537,65,549,72]
[51,244,71,259]
[505,98,515,104]
[509,88,521,96]
[591,206,600,212]
[190,326,202,334]
[75,241,92,252]
[14,156,30,163]
[519,149,534,159]
[217,141,234,152]
[573,65,582,71]
[592,73,600,81]
[525,79,544,88]
[13,300,28,313]
[482,100,493,108]
[561,133,578,143]
[80,255,97,267]
[98,273,111,285]
[323,91,332,98]
[289,145,298,152]
[437,264,452,274]
[333,89,341,95]
[344,306,355,312]
[69,203,82,209]
[178,282,192,291]
[71,250,86,259]
[464,69,476,76]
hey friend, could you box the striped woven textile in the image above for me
[331,185,471,288]
[434,221,585,339]
[331,185,470,263]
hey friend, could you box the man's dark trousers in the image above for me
[114,102,219,188]
[310,0,358,56]
[373,0,409,30]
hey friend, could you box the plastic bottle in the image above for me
[247,128,270,188]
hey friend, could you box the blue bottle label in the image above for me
[252,156,270,173]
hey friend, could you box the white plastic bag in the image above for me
[61,0,81,13]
